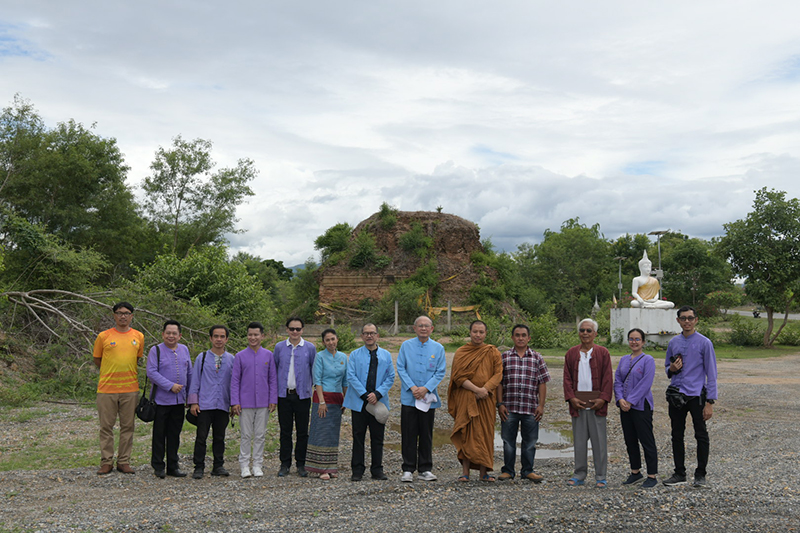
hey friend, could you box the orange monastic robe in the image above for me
[447,343,503,471]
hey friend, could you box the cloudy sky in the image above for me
[3,1,800,265]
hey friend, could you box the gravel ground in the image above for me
[1,354,798,533]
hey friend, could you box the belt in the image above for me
[286,389,297,395]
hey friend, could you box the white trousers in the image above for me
[239,407,269,469]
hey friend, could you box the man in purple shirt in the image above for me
[188,324,235,479]
[147,320,193,479]
[231,321,278,479]
[663,306,718,488]
[273,317,316,478]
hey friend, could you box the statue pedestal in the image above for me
[610,308,679,346]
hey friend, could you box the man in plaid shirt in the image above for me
[497,324,550,482]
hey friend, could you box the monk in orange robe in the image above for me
[448,320,503,481]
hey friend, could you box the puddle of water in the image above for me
[387,422,588,459]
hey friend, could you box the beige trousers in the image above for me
[97,391,139,466]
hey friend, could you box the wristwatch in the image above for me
[496,402,505,408]
[706,399,715,405]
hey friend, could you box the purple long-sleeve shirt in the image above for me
[273,338,316,399]
[186,350,234,411]
[665,331,718,400]
[146,343,193,406]
[614,353,655,411]
[231,346,278,409]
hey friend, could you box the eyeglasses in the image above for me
[628,338,643,342]
[678,316,697,322]
[362,332,378,336]
[114,312,132,317]
[579,328,594,333]
[288,327,302,332]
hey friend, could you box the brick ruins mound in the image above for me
[318,210,493,308]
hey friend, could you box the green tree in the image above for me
[660,236,733,308]
[314,222,353,264]
[0,208,108,290]
[142,136,257,255]
[232,252,292,296]
[134,245,275,331]
[281,260,320,323]
[0,95,145,273]
[718,188,800,346]
[522,218,613,321]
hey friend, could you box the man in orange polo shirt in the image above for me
[93,302,145,475]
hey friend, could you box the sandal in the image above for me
[481,474,496,482]
[457,475,470,482]
[595,479,607,489]
[566,477,585,486]
[320,473,331,480]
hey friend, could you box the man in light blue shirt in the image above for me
[343,324,395,481]
[188,325,234,479]
[396,316,446,482]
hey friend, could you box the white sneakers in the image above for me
[241,467,252,478]
[403,471,437,482]
[252,466,264,477]
[418,471,437,481]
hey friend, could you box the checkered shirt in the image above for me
[501,347,551,415]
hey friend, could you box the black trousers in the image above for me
[619,404,658,475]
[669,396,710,477]
[278,392,311,467]
[351,407,385,477]
[151,404,185,472]
[193,408,229,469]
[400,405,435,473]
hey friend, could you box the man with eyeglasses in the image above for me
[274,317,316,477]
[396,316,446,482]
[563,318,613,488]
[343,324,395,481]
[663,306,718,488]
[93,302,144,475]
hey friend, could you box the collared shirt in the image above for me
[187,350,234,411]
[93,327,144,394]
[665,331,718,400]
[287,338,302,389]
[577,348,593,391]
[313,349,349,393]
[274,338,316,399]
[146,343,193,406]
[614,353,655,411]
[501,347,551,415]
[231,346,278,409]
[396,336,447,409]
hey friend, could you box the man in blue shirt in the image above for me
[396,316,446,482]
[188,325,235,479]
[343,324,395,481]
[147,320,193,479]
[274,317,316,478]
[663,306,718,488]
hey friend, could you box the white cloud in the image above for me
[2,1,800,265]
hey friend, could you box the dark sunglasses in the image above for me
[288,327,302,332]
[579,328,594,333]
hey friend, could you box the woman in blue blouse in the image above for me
[306,328,349,480]
[614,328,658,488]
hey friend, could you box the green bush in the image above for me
[349,231,380,269]
[727,315,764,346]
[377,202,398,230]
[528,311,578,349]
[775,321,800,346]
[372,281,427,324]
[314,222,353,263]
[399,222,433,258]
[0,381,41,407]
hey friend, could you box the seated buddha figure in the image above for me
[631,252,674,309]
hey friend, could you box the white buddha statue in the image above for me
[631,251,674,309]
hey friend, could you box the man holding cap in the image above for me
[396,316,446,482]
[343,323,395,481]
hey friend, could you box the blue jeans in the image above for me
[501,412,539,478]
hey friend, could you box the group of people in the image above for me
[92,303,717,487]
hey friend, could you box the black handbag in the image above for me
[136,345,160,423]
[185,351,206,426]
[665,385,688,410]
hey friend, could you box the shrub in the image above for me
[399,222,433,258]
[349,231,381,269]
[727,315,764,346]
[775,321,800,346]
[372,281,427,324]
[377,202,398,230]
